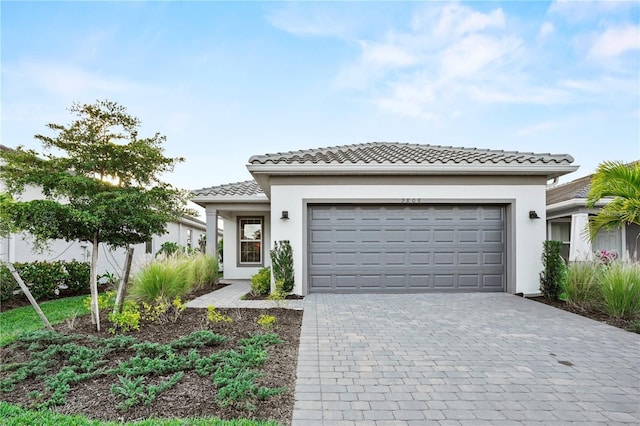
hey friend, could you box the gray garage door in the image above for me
[308,205,505,292]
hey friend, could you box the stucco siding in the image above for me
[221,212,271,280]
[269,180,547,295]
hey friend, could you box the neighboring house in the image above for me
[546,173,639,262]
[192,142,576,295]
[0,145,208,276]
[0,207,207,278]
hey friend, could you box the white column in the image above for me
[569,213,593,261]
[206,208,218,256]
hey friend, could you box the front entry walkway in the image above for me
[185,280,304,310]
[293,293,640,425]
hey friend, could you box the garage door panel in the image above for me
[459,275,480,288]
[309,205,505,293]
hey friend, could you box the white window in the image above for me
[238,217,263,266]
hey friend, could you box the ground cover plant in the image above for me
[0,307,302,424]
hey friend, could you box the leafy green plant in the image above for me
[107,301,141,334]
[63,260,91,293]
[0,265,18,302]
[540,240,566,301]
[206,305,233,323]
[600,262,640,320]
[270,240,294,293]
[565,261,603,310]
[84,291,117,312]
[250,267,271,296]
[156,241,181,257]
[97,271,119,288]
[139,296,186,324]
[629,320,640,334]
[257,315,276,331]
[129,257,192,303]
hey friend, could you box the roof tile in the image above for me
[192,180,264,197]
[248,142,574,165]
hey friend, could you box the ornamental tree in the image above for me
[586,161,640,240]
[0,100,193,330]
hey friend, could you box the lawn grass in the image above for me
[0,295,89,346]
[0,401,279,426]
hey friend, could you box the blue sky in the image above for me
[2,1,639,194]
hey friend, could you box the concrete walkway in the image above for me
[185,280,304,310]
[293,293,640,425]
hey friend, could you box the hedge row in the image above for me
[0,260,90,302]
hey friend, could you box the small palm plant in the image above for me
[586,161,640,241]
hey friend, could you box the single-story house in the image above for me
[546,173,639,262]
[192,142,577,295]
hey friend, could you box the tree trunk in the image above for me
[6,262,54,332]
[113,247,134,314]
[90,236,101,331]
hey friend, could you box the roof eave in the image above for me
[191,194,270,208]
[248,163,578,178]
[546,197,613,213]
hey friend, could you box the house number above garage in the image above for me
[401,198,421,204]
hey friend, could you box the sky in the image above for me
[2,1,639,198]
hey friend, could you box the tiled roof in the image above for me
[546,175,592,205]
[248,142,574,165]
[192,180,264,197]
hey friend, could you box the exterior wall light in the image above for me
[529,210,541,219]
[281,211,289,220]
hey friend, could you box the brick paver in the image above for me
[292,293,640,425]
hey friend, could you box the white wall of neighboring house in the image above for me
[0,182,207,278]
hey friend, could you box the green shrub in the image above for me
[129,257,192,303]
[0,266,18,302]
[62,260,91,293]
[250,267,271,296]
[0,260,91,302]
[540,241,566,301]
[601,262,640,320]
[270,240,294,293]
[156,241,181,257]
[565,261,603,310]
[189,254,219,290]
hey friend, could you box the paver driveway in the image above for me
[292,293,640,425]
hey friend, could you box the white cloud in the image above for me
[8,61,137,100]
[588,25,640,59]
[361,42,416,68]
[440,34,521,80]
[548,0,635,22]
[413,4,506,40]
[267,4,355,38]
[538,21,555,39]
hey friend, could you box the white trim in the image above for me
[546,198,614,214]
[248,163,578,177]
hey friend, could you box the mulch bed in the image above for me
[527,296,638,333]
[242,293,304,301]
[0,306,303,424]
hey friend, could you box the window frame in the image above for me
[237,216,264,267]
